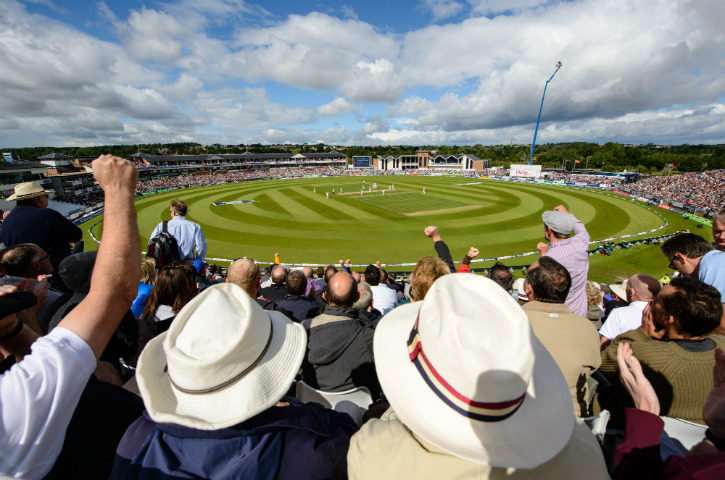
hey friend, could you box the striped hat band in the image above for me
[406,313,525,422]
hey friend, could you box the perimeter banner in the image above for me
[509,164,542,178]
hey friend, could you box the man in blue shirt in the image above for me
[662,232,725,335]
[149,199,206,260]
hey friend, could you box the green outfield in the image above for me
[81,175,710,283]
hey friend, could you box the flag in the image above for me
[575,160,581,163]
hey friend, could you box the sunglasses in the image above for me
[668,254,679,270]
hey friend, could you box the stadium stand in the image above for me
[3,156,725,479]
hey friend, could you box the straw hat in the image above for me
[374,274,573,468]
[7,182,54,201]
[136,283,306,430]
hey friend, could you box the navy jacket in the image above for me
[110,400,358,480]
[1,204,82,272]
[275,295,322,323]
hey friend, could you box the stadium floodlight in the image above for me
[529,61,563,165]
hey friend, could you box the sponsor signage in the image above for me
[509,164,542,179]
[658,204,671,210]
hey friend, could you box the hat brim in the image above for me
[136,310,306,430]
[609,284,627,300]
[374,302,574,469]
[7,190,54,201]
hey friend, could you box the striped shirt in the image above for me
[544,215,590,317]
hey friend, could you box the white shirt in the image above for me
[599,301,648,340]
[1,327,96,479]
[369,285,399,315]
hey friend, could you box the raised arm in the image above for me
[425,226,455,273]
[56,155,140,358]
[458,247,479,273]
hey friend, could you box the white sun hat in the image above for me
[373,273,574,469]
[609,279,629,301]
[136,282,306,430]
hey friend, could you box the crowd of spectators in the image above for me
[3,156,725,479]
[545,172,627,185]
[623,170,725,213]
[41,161,725,221]
[51,166,346,207]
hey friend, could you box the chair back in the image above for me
[295,381,373,425]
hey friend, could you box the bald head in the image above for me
[226,258,261,297]
[627,274,662,302]
[325,271,359,307]
[303,266,314,278]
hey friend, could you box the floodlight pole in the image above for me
[529,62,562,164]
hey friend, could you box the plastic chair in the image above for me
[661,416,707,453]
[295,381,373,425]
[582,409,610,444]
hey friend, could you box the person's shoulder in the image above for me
[349,410,415,465]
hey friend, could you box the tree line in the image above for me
[3,142,723,174]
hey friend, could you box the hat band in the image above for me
[166,319,274,395]
[407,311,525,422]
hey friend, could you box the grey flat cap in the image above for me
[542,211,574,235]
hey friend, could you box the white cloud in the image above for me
[419,0,466,21]
[318,97,358,115]
[0,0,723,147]
[341,59,403,103]
[122,8,187,62]
[467,0,551,16]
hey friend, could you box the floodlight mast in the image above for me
[529,61,562,165]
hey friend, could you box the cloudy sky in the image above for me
[0,0,723,148]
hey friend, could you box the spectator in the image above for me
[613,343,725,478]
[523,257,601,416]
[348,274,608,478]
[110,283,358,479]
[537,205,590,317]
[599,275,661,350]
[354,281,382,326]
[135,262,198,365]
[259,264,289,302]
[0,154,140,479]
[302,266,320,297]
[130,258,157,318]
[315,265,326,290]
[364,264,398,314]
[0,243,64,332]
[148,199,207,261]
[424,225,477,273]
[599,276,725,424]
[385,271,405,299]
[662,232,725,303]
[315,265,338,305]
[302,271,380,399]
[275,270,322,323]
[487,262,515,293]
[47,250,139,378]
[713,208,725,252]
[1,182,83,291]
[225,258,291,318]
[585,280,604,329]
[409,256,450,302]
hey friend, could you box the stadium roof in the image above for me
[133,151,347,164]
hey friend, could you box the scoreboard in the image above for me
[352,156,372,168]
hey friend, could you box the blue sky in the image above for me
[1,0,723,147]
